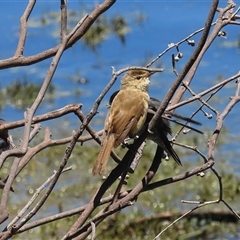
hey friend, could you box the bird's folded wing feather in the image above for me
[106,91,147,147]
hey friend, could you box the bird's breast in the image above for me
[106,88,149,145]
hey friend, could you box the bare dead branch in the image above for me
[14,0,36,57]
[148,0,219,134]
[7,166,72,230]
[166,71,240,112]
[64,137,162,239]
[208,76,240,162]
[0,9,87,231]
[0,104,82,132]
[0,0,116,70]
[60,0,67,40]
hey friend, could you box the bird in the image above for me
[147,97,182,165]
[109,92,202,166]
[92,69,155,175]
[0,119,13,192]
[0,119,10,154]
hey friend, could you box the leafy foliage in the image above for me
[83,15,130,50]
[5,77,54,109]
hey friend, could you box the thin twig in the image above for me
[7,167,72,230]
[14,0,36,57]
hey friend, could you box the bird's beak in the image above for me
[147,71,155,77]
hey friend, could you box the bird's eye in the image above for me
[136,76,141,80]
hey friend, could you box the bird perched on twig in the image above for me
[108,92,202,167]
[92,69,155,175]
[0,118,10,154]
[0,119,14,192]
[147,97,182,165]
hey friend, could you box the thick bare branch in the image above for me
[14,0,36,57]
[0,0,116,70]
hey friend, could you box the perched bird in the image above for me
[109,92,202,166]
[92,69,155,175]
[0,119,13,192]
[147,97,182,165]
[0,119,10,154]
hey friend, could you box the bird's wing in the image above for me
[105,90,148,147]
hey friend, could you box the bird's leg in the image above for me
[121,137,132,148]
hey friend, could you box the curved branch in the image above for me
[0,0,116,70]
[15,0,36,57]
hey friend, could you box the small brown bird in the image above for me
[0,119,10,154]
[147,98,182,165]
[108,93,202,166]
[0,119,14,192]
[92,69,154,175]
[147,97,202,165]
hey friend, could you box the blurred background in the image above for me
[0,1,240,239]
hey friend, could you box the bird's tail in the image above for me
[163,139,182,166]
[151,132,182,166]
[92,134,115,175]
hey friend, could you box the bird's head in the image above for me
[121,69,154,91]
